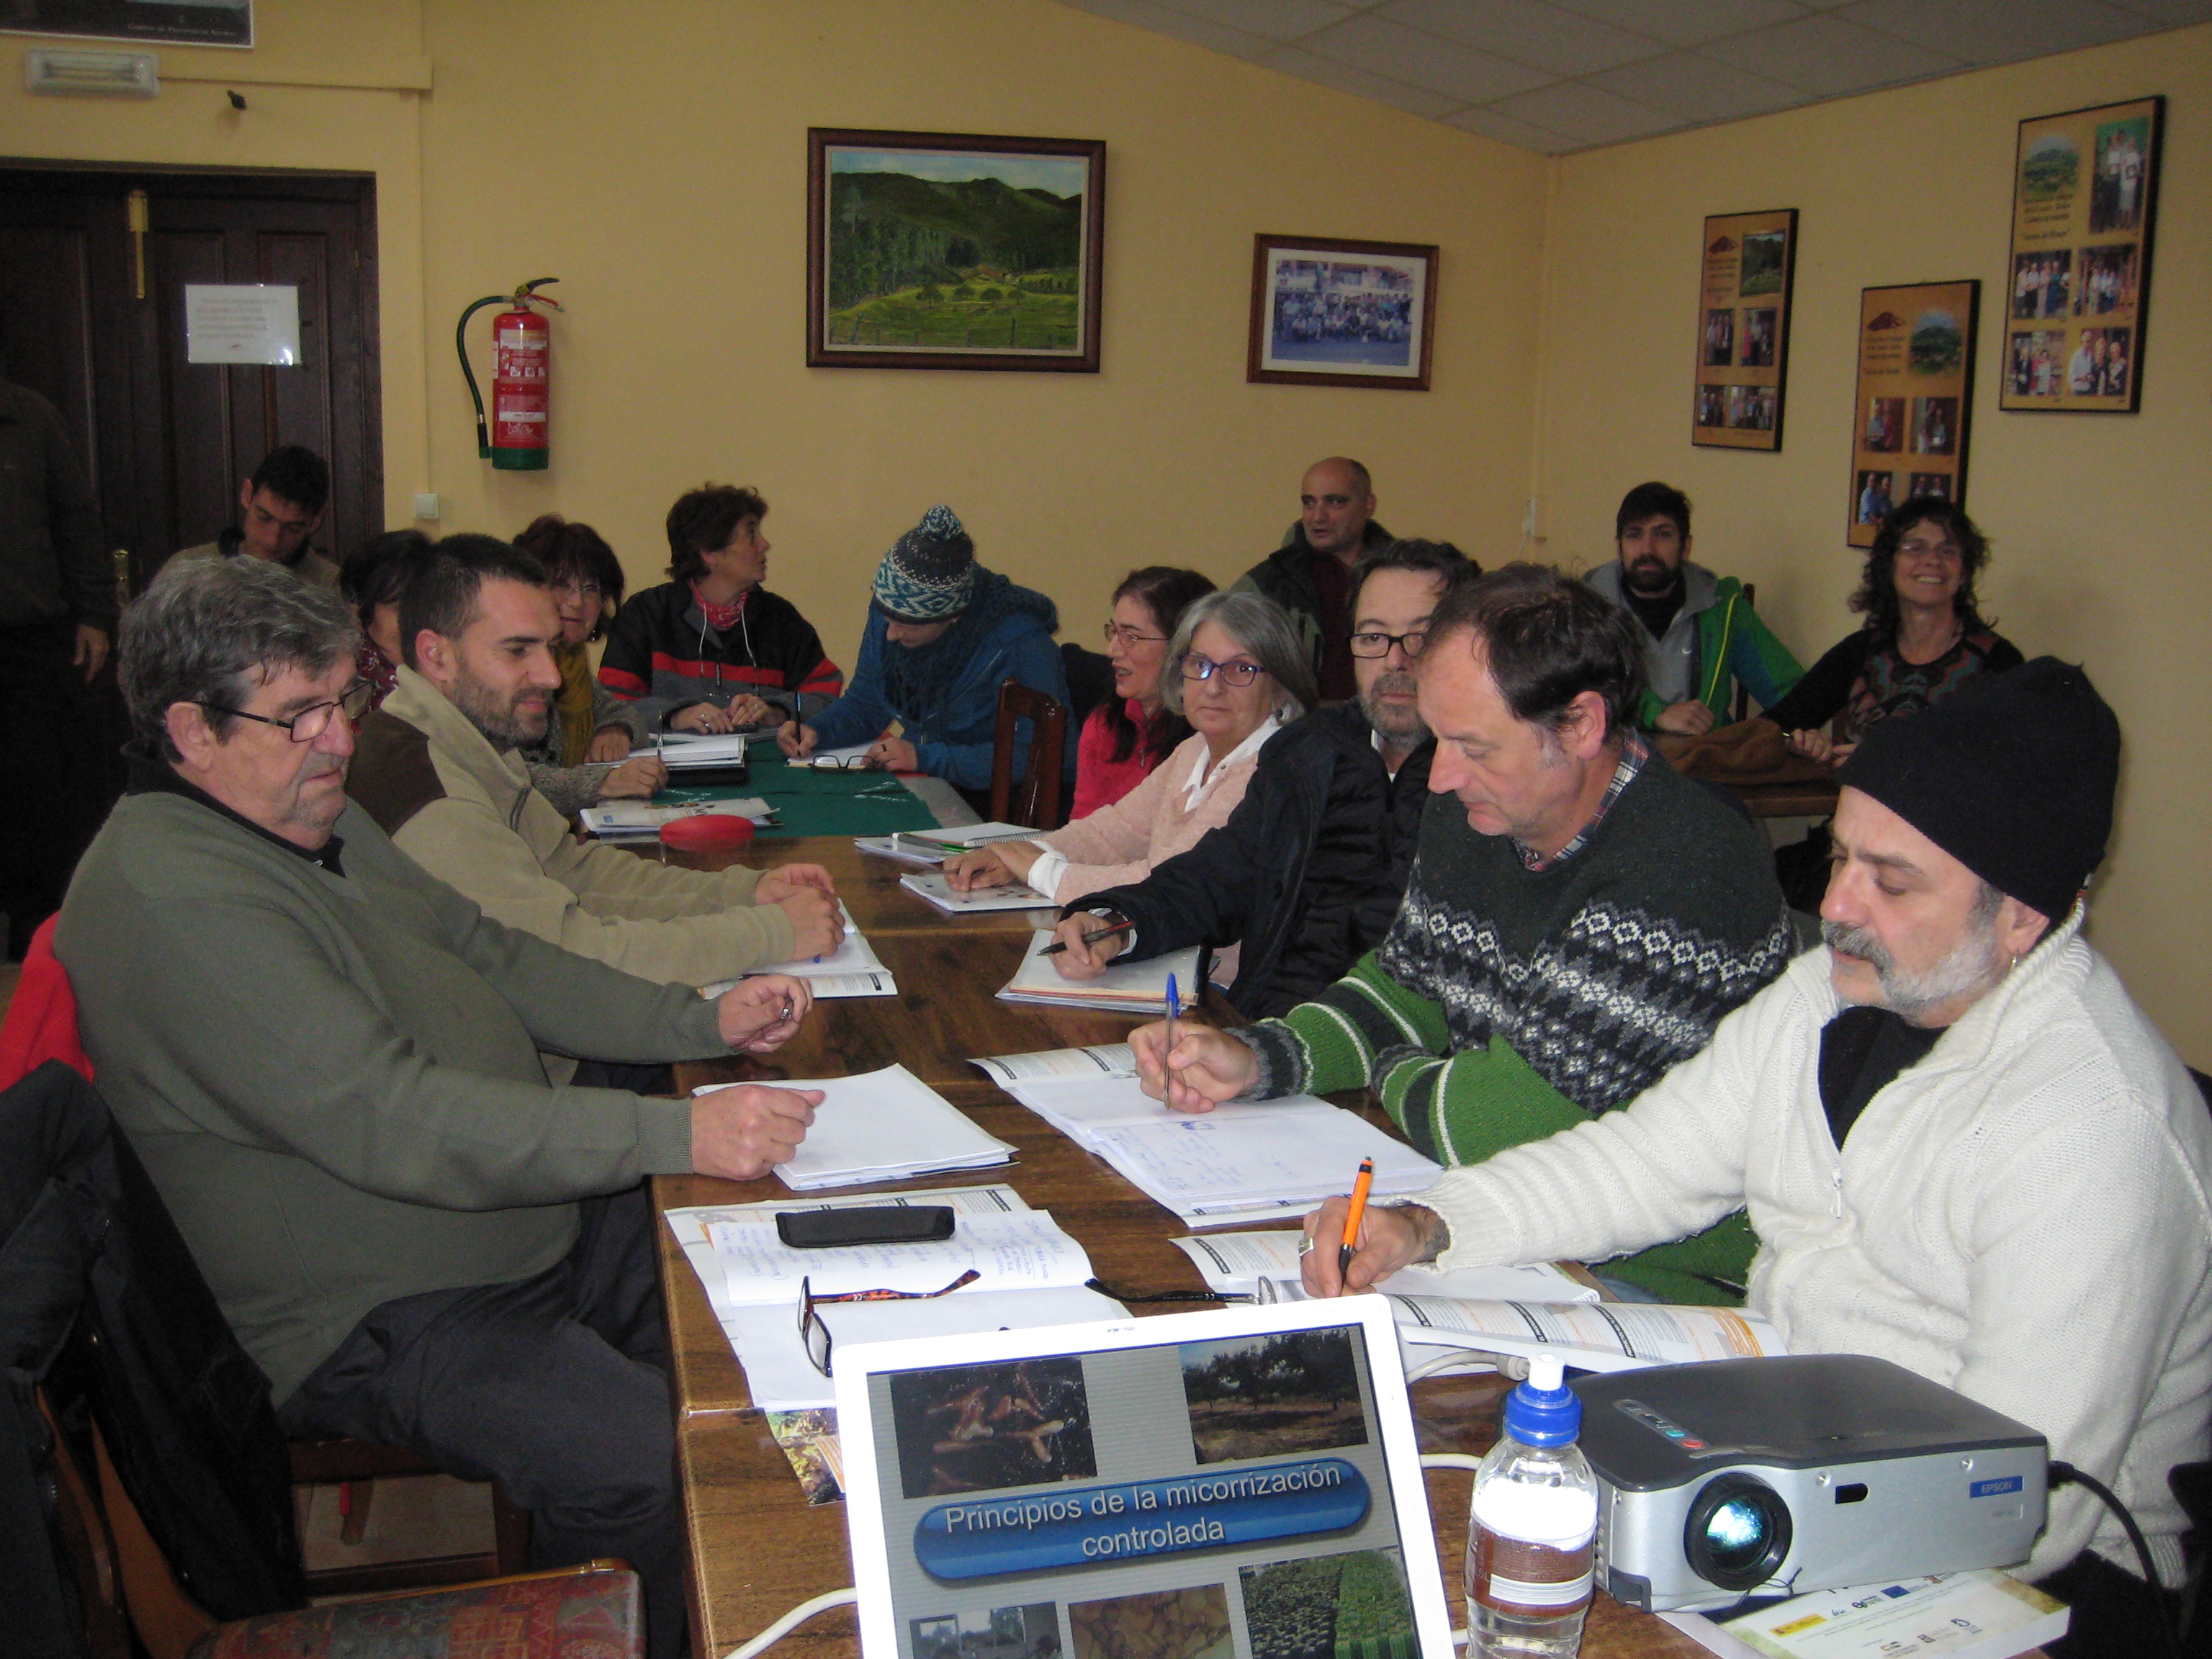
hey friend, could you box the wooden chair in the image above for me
[1732,582,1758,724]
[287,1434,531,1595]
[989,678,1069,831]
[41,1390,638,1659]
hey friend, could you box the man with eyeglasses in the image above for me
[1047,541,1467,1019]
[1233,456,1393,701]
[1126,565,1795,1305]
[55,556,825,1659]
[1583,480,1802,737]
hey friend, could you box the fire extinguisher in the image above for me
[456,277,559,471]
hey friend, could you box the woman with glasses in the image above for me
[1759,497,2022,768]
[509,515,662,816]
[1074,567,1216,817]
[945,591,1315,986]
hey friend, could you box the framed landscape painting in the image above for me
[1247,234,1437,391]
[806,127,1105,372]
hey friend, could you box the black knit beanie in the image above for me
[1837,657,2120,923]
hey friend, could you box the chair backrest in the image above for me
[1732,582,1757,724]
[989,678,1069,830]
[1059,642,1116,735]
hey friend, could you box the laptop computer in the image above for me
[835,1295,1456,1658]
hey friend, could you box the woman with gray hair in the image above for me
[944,589,1314,987]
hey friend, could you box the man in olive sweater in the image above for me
[1130,565,1794,1303]
[55,557,821,1659]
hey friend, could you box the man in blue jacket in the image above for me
[776,505,1069,799]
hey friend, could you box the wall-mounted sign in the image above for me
[1847,281,1979,549]
[1,0,250,48]
[184,284,300,366]
[2000,95,2161,413]
[1691,208,1797,451]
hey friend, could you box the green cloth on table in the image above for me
[656,740,938,838]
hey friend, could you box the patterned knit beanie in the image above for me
[1838,656,2119,924]
[871,505,975,621]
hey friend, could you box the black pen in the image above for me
[1040,920,1135,957]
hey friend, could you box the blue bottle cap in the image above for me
[1502,1353,1581,1447]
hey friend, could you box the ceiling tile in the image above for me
[1256,43,1465,115]
[1377,0,1665,74]
[1550,0,1804,48]
[1151,0,1357,42]
[1702,13,1966,95]
[1300,13,1560,98]
[1492,78,1689,143]
[1442,102,1580,150]
[1836,0,2147,64]
[2105,0,2212,20]
[1588,49,1804,120]
[1056,0,1278,57]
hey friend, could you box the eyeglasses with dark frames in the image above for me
[1177,653,1265,688]
[799,1268,981,1377]
[194,680,374,743]
[1101,622,1168,648]
[1348,629,1429,660]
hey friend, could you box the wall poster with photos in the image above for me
[1847,281,1977,549]
[1247,235,1437,391]
[806,127,1105,372]
[2000,96,2159,413]
[1691,208,1797,451]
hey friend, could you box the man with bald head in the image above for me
[1236,456,1391,700]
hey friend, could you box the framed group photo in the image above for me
[806,127,1105,373]
[1847,281,1978,547]
[1691,208,1797,451]
[2000,95,2160,412]
[1246,234,1437,391]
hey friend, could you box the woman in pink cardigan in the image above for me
[945,591,1316,984]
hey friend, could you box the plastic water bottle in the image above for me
[1467,1354,1599,1658]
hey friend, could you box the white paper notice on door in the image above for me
[185,285,302,366]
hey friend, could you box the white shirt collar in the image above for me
[1182,707,1287,809]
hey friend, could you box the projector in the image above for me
[1572,1354,2047,1612]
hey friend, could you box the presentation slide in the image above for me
[862,1319,1431,1659]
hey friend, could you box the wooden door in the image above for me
[0,163,383,593]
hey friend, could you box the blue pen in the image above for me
[1164,972,1180,1090]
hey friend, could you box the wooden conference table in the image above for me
[644,833,1725,1658]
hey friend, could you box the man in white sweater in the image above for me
[1303,659,2209,1650]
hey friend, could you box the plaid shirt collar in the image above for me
[1513,730,1647,873]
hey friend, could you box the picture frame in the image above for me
[806,127,1105,373]
[1999,95,2160,413]
[1,0,251,47]
[1691,208,1797,451]
[1246,235,1437,391]
[1848,281,1979,549]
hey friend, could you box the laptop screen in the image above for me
[836,1298,1453,1659]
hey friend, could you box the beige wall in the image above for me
[4,4,2203,1058]
[0,0,1547,653]
[1530,26,2212,1064]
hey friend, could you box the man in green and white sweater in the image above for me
[55,557,822,1659]
[1134,564,1794,1303]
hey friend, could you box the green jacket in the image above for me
[1586,562,1802,729]
[55,768,726,1401]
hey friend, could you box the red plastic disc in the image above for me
[659,813,755,852]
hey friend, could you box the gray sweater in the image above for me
[55,779,726,1401]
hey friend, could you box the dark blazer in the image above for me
[1069,701,1434,1018]
[0,1061,304,1642]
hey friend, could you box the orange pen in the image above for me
[1338,1155,1375,1280]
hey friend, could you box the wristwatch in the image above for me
[1081,907,1135,957]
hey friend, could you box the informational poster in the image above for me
[2000,95,2160,413]
[184,284,300,365]
[1691,208,1797,451]
[1847,282,1978,549]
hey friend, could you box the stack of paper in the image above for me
[1362,1293,1786,1375]
[701,909,897,999]
[580,797,773,840]
[693,1064,1014,1190]
[853,834,945,866]
[997,930,1204,1014]
[1169,1231,1599,1308]
[657,732,764,765]
[976,1053,1443,1229]
[663,1185,1124,1412]
[898,871,1053,914]
[894,822,1043,852]
[1661,1569,2065,1659]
